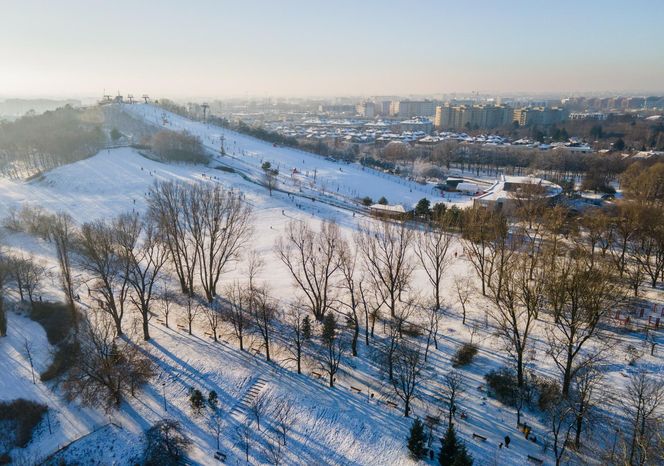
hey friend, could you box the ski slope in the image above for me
[121,103,463,211]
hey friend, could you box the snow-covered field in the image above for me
[0,105,661,466]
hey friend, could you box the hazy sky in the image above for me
[2,0,663,99]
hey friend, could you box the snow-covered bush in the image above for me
[0,399,48,449]
[452,343,478,367]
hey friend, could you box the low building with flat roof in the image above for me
[474,175,562,212]
[368,203,407,218]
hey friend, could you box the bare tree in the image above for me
[12,255,46,310]
[270,396,297,446]
[236,420,252,463]
[24,339,35,384]
[423,304,441,362]
[570,365,604,448]
[159,285,176,328]
[183,294,200,336]
[441,370,465,426]
[356,220,414,318]
[148,181,198,296]
[544,252,622,396]
[116,214,168,341]
[630,208,664,288]
[63,311,154,410]
[262,434,285,466]
[48,212,77,325]
[358,280,384,344]
[391,343,423,417]
[78,219,130,337]
[461,207,504,296]
[0,254,9,337]
[251,286,276,362]
[610,204,640,278]
[187,184,253,303]
[223,280,251,351]
[621,370,664,465]
[414,222,452,312]
[337,241,361,356]
[206,404,224,450]
[202,301,222,342]
[249,390,270,431]
[384,298,416,381]
[284,302,310,374]
[319,312,345,388]
[547,395,576,466]
[453,274,473,325]
[488,253,543,389]
[276,220,341,321]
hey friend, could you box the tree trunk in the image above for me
[114,318,123,337]
[142,310,151,341]
[264,338,270,362]
[351,321,358,357]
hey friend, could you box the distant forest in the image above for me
[0,105,106,179]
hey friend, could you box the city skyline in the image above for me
[2,0,664,99]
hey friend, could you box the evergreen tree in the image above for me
[407,418,427,460]
[452,444,473,466]
[322,311,337,344]
[415,198,431,218]
[0,305,6,337]
[208,390,219,409]
[439,423,472,466]
[189,388,204,414]
[439,424,459,466]
[613,138,626,151]
[302,315,312,340]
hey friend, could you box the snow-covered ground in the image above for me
[0,106,661,465]
[121,103,473,211]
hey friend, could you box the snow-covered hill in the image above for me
[0,105,660,466]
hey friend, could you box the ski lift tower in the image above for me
[127,94,135,104]
[142,94,150,104]
[220,135,226,155]
[202,102,210,122]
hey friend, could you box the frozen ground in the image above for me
[0,107,661,465]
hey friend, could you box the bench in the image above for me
[214,451,227,462]
[350,386,363,394]
[385,401,398,409]
[311,371,322,379]
[527,455,543,465]
[472,433,487,442]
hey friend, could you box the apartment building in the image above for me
[513,106,565,126]
[390,100,437,118]
[434,104,513,130]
